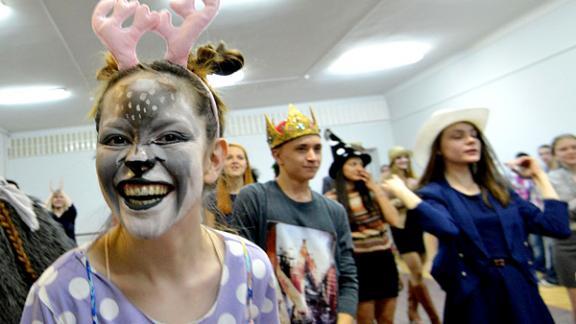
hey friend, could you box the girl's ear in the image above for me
[204,138,228,184]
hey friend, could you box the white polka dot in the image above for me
[261,298,274,313]
[152,105,158,111]
[221,265,229,286]
[68,277,90,300]
[57,311,76,324]
[252,259,266,279]
[269,276,276,288]
[38,287,51,306]
[25,285,36,306]
[100,298,120,321]
[38,267,58,286]
[227,241,243,256]
[236,283,247,304]
[249,304,260,319]
[31,320,43,324]
[217,313,236,324]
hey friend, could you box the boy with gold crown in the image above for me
[232,104,358,324]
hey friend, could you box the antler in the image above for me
[154,0,221,66]
[92,0,159,70]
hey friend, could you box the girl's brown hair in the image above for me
[0,200,38,282]
[215,144,254,215]
[90,42,244,140]
[419,123,510,207]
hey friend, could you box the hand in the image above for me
[383,175,409,196]
[510,156,544,179]
[359,170,379,192]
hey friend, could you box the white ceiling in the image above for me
[0,0,554,133]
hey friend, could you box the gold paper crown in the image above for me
[265,104,320,148]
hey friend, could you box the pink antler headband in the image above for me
[92,0,221,134]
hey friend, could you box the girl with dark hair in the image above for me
[21,1,278,323]
[324,130,400,324]
[548,133,576,321]
[385,107,570,323]
[387,146,440,324]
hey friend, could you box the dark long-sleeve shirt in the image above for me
[231,181,358,320]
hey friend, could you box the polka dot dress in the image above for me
[20,231,279,323]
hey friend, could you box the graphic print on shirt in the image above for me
[266,222,338,324]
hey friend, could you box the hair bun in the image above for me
[191,42,244,77]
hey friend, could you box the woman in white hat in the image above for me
[384,107,570,323]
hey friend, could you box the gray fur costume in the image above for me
[0,198,75,324]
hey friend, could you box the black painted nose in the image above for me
[125,158,156,176]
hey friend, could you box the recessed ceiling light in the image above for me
[0,86,71,105]
[328,41,431,75]
[207,70,245,88]
[0,1,12,20]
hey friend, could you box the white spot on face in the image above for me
[126,91,132,98]
[149,88,156,95]
[159,97,165,104]
[128,102,132,109]
[143,107,147,113]
[152,105,158,111]
[139,93,147,101]
[146,99,151,105]
[131,115,135,120]
[136,104,140,111]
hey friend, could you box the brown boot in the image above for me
[413,283,441,324]
[408,282,423,324]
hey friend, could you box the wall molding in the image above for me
[8,96,389,159]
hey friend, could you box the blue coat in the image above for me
[410,179,570,323]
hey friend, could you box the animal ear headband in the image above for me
[92,0,221,134]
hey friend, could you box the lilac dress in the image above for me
[21,230,279,323]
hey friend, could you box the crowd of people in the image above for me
[1,0,575,323]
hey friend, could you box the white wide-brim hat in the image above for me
[413,107,489,167]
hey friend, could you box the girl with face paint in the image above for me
[21,42,279,324]
[205,143,255,228]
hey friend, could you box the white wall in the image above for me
[386,0,576,167]
[224,95,395,192]
[0,127,7,177]
[5,95,394,236]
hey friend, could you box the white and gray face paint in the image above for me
[96,71,208,239]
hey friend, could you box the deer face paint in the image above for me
[96,71,208,239]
